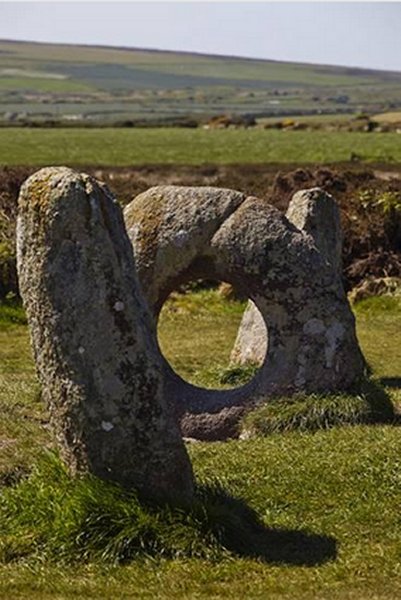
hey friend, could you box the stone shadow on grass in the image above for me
[196,485,337,566]
[378,377,401,425]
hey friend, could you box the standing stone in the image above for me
[17,167,194,503]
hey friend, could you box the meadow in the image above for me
[0,292,400,600]
[1,127,401,166]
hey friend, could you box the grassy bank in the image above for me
[1,127,401,165]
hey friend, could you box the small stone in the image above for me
[113,301,125,312]
[286,187,343,277]
[230,301,268,366]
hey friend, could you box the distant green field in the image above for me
[1,39,401,120]
[0,127,400,165]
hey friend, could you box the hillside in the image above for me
[1,39,401,124]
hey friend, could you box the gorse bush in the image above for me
[359,189,401,214]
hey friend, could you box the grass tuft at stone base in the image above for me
[240,378,395,438]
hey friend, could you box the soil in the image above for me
[1,163,400,298]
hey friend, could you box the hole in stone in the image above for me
[157,279,268,390]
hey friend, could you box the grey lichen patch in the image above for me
[324,321,346,369]
[101,420,114,432]
[174,229,189,248]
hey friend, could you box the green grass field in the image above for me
[1,127,401,165]
[0,292,400,599]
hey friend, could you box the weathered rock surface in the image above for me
[17,167,194,502]
[125,186,367,440]
[124,186,247,317]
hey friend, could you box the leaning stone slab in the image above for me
[125,186,367,440]
[17,167,194,503]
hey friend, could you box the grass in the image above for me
[157,287,250,389]
[1,428,401,599]
[241,383,395,438]
[1,127,401,165]
[0,300,47,484]
[354,297,401,402]
[0,300,26,328]
[0,292,400,598]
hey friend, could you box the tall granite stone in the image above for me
[17,167,194,503]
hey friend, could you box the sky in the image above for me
[0,1,400,72]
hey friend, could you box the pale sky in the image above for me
[0,2,400,72]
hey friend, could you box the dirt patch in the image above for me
[1,163,400,298]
